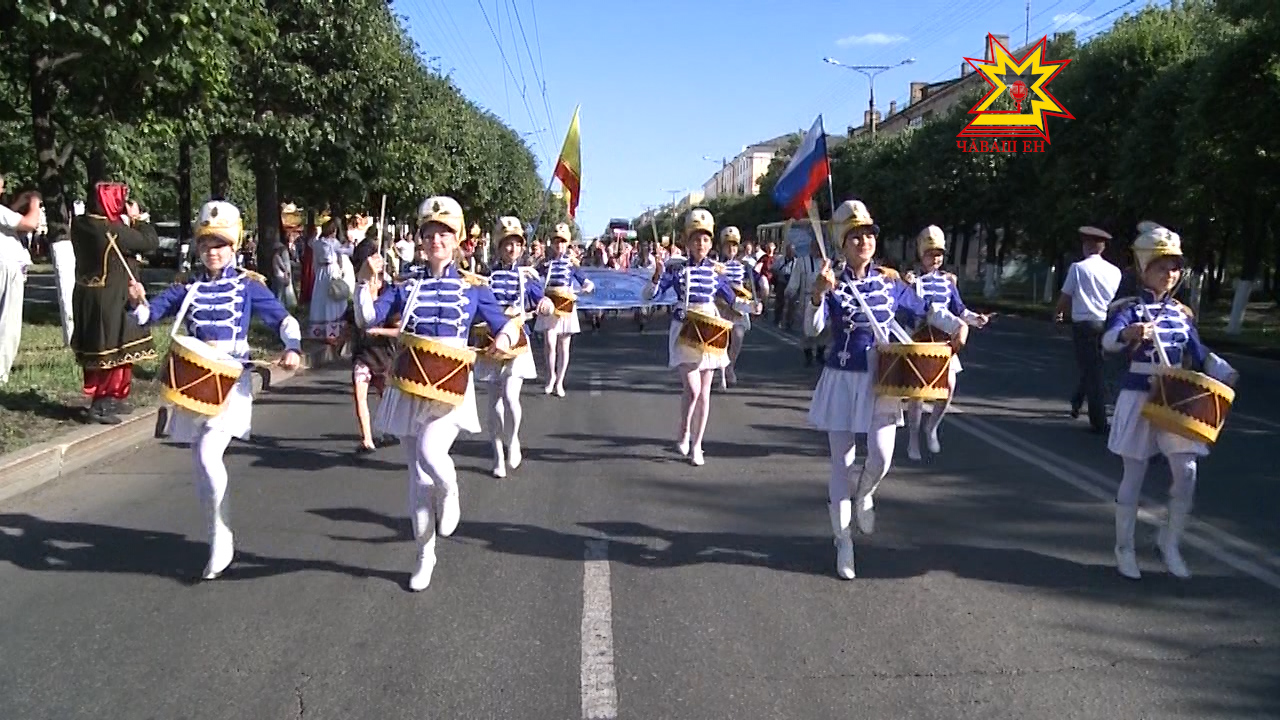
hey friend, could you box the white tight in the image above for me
[404,419,460,532]
[827,423,897,504]
[678,366,715,447]
[1117,453,1198,509]
[544,332,572,388]
[907,389,955,438]
[192,426,234,526]
[487,376,524,445]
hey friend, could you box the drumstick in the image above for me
[111,239,139,285]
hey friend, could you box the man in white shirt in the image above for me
[1054,225,1121,433]
[0,175,42,384]
[785,241,827,365]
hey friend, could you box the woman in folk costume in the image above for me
[902,225,990,460]
[806,201,967,580]
[307,219,350,343]
[535,222,595,397]
[715,226,760,388]
[1103,222,1237,580]
[643,209,738,467]
[126,200,302,580]
[70,182,160,425]
[354,196,522,592]
[475,216,555,478]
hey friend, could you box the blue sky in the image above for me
[391,0,1155,235]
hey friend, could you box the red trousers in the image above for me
[82,365,133,400]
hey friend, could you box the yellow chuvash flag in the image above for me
[553,105,581,219]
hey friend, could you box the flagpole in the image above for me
[532,104,579,239]
[820,114,836,219]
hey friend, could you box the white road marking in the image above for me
[581,539,618,719]
[589,372,602,397]
[756,322,1280,589]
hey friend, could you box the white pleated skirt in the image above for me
[474,347,538,382]
[169,370,254,443]
[534,310,581,335]
[374,337,481,436]
[668,302,730,371]
[807,348,902,434]
[1107,388,1208,460]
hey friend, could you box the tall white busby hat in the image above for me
[684,208,714,241]
[719,226,742,246]
[833,199,879,240]
[195,200,243,250]
[494,216,526,242]
[417,196,465,237]
[552,222,573,241]
[1132,221,1183,272]
[916,225,946,257]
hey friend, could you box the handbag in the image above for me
[327,253,355,302]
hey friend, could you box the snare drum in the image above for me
[546,287,577,316]
[1141,366,1235,444]
[470,322,531,360]
[677,310,733,355]
[162,336,245,416]
[391,334,477,407]
[874,342,953,401]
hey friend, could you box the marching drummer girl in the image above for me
[125,200,302,581]
[716,226,760,387]
[477,216,555,478]
[903,225,990,460]
[643,208,738,467]
[1103,222,1237,581]
[354,196,522,592]
[806,200,967,580]
[535,222,595,397]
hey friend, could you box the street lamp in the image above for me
[701,155,729,198]
[823,56,916,139]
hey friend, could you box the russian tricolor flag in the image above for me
[771,115,830,219]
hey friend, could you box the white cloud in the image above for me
[1052,12,1091,27]
[836,33,907,47]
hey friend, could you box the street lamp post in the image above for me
[823,57,916,139]
[701,155,728,198]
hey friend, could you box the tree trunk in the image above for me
[210,136,231,200]
[333,198,347,243]
[253,146,282,275]
[1227,198,1262,334]
[29,50,70,245]
[177,139,194,272]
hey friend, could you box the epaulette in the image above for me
[943,271,958,286]
[1171,299,1195,321]
[878,267,901,283]
[712,262,727,274]
[238,268,268,286]
[459,269,488,286]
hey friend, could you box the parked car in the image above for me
[147,221,181,268]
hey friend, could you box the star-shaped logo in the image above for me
[958,34,1073,143]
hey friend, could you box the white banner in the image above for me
[572,267,677,310]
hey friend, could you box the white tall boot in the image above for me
[507,436,523,469]
[1157,497,1192,579]
[437,486,461,538]
[202,495,234,580]
[409,499,438,592]
[829,501,856,580]
[1114,501,1141,580]
[907,403,923,461]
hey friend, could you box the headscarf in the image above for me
[94,182,128,220]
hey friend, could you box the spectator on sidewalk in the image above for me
[70,182,159,423]
[1054,225,1121,433]
[0,177,40,384]
[773,244,796,326]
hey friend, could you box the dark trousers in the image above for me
[1070,321,1108,430]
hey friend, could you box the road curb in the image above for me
[0,342,348,504]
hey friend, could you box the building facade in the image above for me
[699,134,795,201]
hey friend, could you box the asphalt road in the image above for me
[0,313,1277,719]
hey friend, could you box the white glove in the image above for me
[537,297,555,315]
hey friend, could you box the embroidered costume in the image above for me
[805,201,964,580]
[535,222,594,396]
[354,196,522,592]
[132,201,301,580]
[715,226,758,387]
[1102,222,1237,581]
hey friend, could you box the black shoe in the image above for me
[803,348,813,366]
[817,346,827,364]
[109,398,134,415]
[379,434,401,447]
[89,399,122,425]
